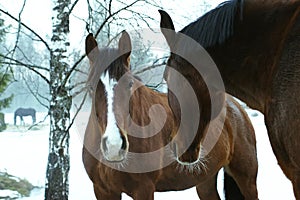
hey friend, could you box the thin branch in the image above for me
[68,0,80,16]
[1,61,49,72]
[0,8,51,52]
[61,90,88,147]
[64,54,86,85]
[64,0,143,85]
[86,0,93,32]
[27,113,49,131]
[94,0,142,38]
[108,0,113,15]
[145,80,166,92]
[0,53,49,71]
[134,61,166,75]
[0,55,50,84]
[10,0,27,60]
[125,8,157,31]
[71,87,88,99]
[106,30,122,47]
[23,74,50,109]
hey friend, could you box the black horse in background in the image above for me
[14,108,36,125]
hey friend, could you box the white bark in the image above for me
[45,1,71,199]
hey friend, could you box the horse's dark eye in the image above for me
[129,79,134,88]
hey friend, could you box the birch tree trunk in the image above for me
[45,0,71,199]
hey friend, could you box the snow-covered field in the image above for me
[0,111,294,199]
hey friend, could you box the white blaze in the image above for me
[100,72,124,161]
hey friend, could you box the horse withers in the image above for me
[14,107,36,126]
[83,31,258,199]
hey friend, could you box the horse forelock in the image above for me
[87,48,129,91]
[179,0,244,48]
[102,48,129,81]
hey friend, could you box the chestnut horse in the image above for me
[159,0,300,198]
[83,31,258,199]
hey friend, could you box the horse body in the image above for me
[14,107,36,125]
[159,0,300,198]
[214,2,300,188]
[208,0,300,113]
[155,95,257,199]
[83,32,258,199]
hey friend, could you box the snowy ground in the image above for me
[0,111,294,199]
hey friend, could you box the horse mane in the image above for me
[180,0,244,48]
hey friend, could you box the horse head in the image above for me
[159,10,225,166]
[85,31,132,163]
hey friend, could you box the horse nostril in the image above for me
[121,135,127,150]
[102,137,108,152]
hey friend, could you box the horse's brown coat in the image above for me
[159,0,300,198]
[83,32,258,199]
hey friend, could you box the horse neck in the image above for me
[207,1,300,113]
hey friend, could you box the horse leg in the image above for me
[266,105,300,199]
[132,182,155,200]
[224,167,258,200]
[196,174,220,200]
[93,184,121,200]
[225,142,258,200]
[265,126,300,199]
[20,116,24,126]
[33,115,36,124]
[226,164,258,200]
[292,172,300,199]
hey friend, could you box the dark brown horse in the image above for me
[14,107,36,125]
[159,0,300,198]
[83,31,258,199]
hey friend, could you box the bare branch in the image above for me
[0,54,50,84]
[62,90,88,146]
[27,114,49,131]
[108,0,113,15]
[145,80,166,92]
[70,81,86,92]
[64,54,86,86]
[10,0,27,60]
[70,85,88,98]
[68,0,80,16]
[0,8,51,52]
[94,0,142,38]
[106,30,122,47]
[134,59,167,75]
[67,1,139,85]
[23,74,50,109]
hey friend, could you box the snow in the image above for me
[0,189,21,199]
[0,111,294,199]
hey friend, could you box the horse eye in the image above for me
[129,79,134,88]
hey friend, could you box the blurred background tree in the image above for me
[0,15,13,131]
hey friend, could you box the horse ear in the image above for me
[159,10,175,31]
[119,31,132,68]
[85,33,99,62]
[159,10,176,50]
